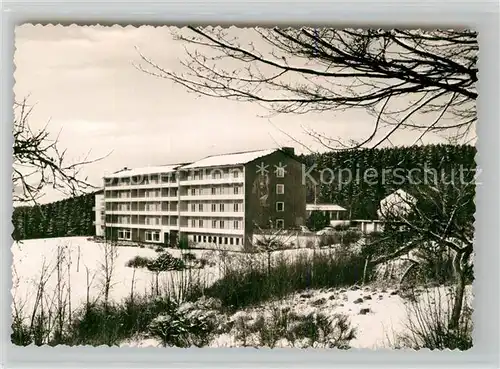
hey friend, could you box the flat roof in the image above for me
[306,204,347,212]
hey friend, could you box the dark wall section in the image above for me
[244,149,306,245]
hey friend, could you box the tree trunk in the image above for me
[449,250,466,330]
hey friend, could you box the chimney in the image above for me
[281,147,295,156]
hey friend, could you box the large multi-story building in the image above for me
[101,147,306,248]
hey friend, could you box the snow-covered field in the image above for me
[11,236,470,349]
[121,286,411,349]
[11,236,318,316]
[121,285,472,349]
[12,237,218,315]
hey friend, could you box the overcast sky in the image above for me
[14,25,465,203]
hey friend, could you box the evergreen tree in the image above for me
[306,211,330,232]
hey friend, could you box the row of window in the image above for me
[117,230,246,245]
[117,220,284,243]
[106,185,246,199]
[116,216,158,225]
[112,208,283,225]
[192,234,242,246]
[190,219,242,230]
[113,203,174,212]
[113,216,176,226]
[105,189,179,198]
[107,183,285,199]
[188,186,242,196]
[187,169,240,181]
[111,202,243,213]
[118,229,162,243]
[189,202,242,213]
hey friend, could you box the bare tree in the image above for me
[253,222,295,274]
[99,241,119,310]
[368,176,474,330]
[137,27,477,148]
[12,98,109,204]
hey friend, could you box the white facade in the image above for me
[93,192,105,237]
[101,149,286,248]
[178,163,246,248]
[103,164,246,247]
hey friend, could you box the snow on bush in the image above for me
[148,297,222,347]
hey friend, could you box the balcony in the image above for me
[105,181,178,190]
[107,209,179,216]
[180,211,244,218]
[179,226,244,236]
[104,197,134,202]
[180,177,244,186]
[105,222,180,230]
[105,196,178,202]
[130,196,178,202]
[179,193,244,201]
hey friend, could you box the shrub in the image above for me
[204,250,365,310]
[341,230,362,246]
[126,253,187,272]
[396,287,473,350]
[191,258,211,269]
[288,312,356,349]
[243,242,258,253]
[230,307,356,348]
[11,312,52,346]
[126,255,152,269]
[155,246,164,253]
[182,252,197,261]
[412,244,473,286]
[306,210,330,232]
[11,316,32,346]
[318,234,340,247]
[68,296,177,346]
[147,252,186,272]
[148,298,221,347]
[255,237,287,251]
[333,223,351,231]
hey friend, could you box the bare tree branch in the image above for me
[136,27,477,149]
[12,98,112,204]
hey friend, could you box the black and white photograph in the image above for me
[12,25,476,350]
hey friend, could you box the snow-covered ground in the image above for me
[120,286,410,349]
[11,236,471,349]
[121,285,473,349]
[11,236,318,317]
[12,237,218,315]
